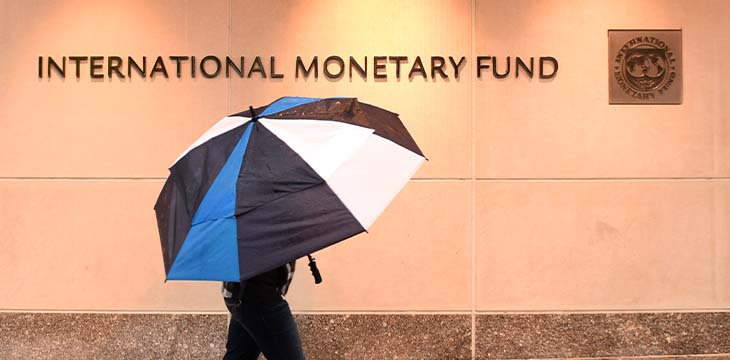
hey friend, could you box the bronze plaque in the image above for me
[608,29,682,104]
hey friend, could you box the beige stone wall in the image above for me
[0,0,727,312]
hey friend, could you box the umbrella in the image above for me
[154,96,425,282]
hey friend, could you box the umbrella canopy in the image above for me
[154,97,425,282]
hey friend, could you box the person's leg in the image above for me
[223,302,261,360]
[240,300,305,360]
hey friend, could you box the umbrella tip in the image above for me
[249,105,258,120]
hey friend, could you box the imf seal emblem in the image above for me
[609,30,682,104]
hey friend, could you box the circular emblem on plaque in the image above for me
[612,35,678,100]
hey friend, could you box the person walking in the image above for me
[222,260,304,360]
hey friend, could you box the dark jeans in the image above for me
[223,297,305,360]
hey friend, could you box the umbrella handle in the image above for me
[307,254,323,284]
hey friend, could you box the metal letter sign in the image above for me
[608,29,682,104]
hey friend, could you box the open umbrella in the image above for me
[154,96,425,282]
